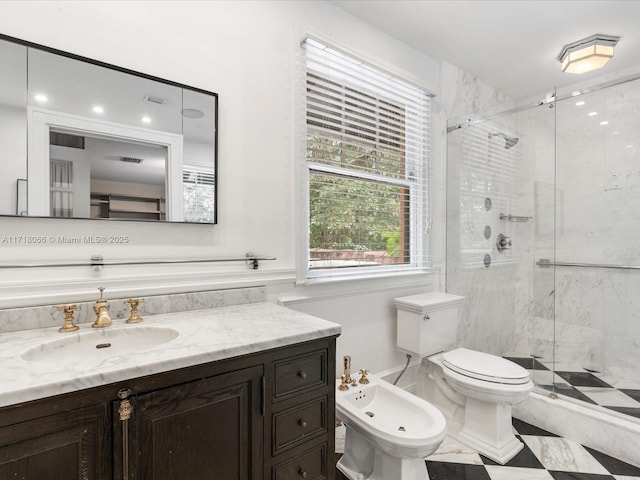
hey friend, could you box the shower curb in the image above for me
[514,390,640,468]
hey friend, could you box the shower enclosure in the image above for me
[446,74,640,425]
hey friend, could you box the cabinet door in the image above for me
[119,365,263,480]
[0,403,111,480]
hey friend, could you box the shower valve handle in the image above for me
[496,234,512,252]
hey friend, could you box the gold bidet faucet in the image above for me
[343,355,352,384]
[92,287,112,328]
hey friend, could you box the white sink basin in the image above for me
[22,326,179,364]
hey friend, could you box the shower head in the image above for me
[488,132,519,149]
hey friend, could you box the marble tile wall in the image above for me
[442,62,519,356]
[529,78,640,381]
[0,286,266,334]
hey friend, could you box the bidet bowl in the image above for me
[336,375,447,458]
[22,326,179,365]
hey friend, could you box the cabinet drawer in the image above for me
[272,443,327,480]
[273,350,327,401]
[273,397,327,455]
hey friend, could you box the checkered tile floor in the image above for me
[425,418,640,480]
[336,418,640,479]
[505,356,640,419]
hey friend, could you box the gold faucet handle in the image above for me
[338,374,350,391]
[57,304,80,333]
[358,369,370,384]
[125,298,143,324]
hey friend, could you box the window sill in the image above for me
[284,269,437,305]
[296,267,434,287]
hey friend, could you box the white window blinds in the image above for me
[303,38,431,277]
[183,165,215,223]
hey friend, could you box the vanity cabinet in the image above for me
[268,346,333,480]
[0,402,111,479]
[121,365,264,479]
[0,336,336,480]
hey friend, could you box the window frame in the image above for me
[299,37,432,282]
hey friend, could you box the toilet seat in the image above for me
[442,348,530,385]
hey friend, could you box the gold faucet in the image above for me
[125,298,143,324]
[92,287,111,328]
[343,355,353,384]
[57,304,79,333]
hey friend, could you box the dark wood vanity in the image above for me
[0,336,336,480]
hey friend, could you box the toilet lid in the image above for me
[442,348,530,385]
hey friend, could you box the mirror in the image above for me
[0,34,217,223]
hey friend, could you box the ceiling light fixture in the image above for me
[558,34,620,74]
[144,95,165,105]
[92,105,104,114]
[34,93,48,103]
[181,108,204,119]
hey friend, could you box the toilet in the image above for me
[336,372,447,480]
[395,292,533,464]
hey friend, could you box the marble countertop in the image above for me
[0,302,341,408]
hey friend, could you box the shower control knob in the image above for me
[496,234,512,252]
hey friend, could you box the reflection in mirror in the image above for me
[0,34,217,223]
[50,132,168,220]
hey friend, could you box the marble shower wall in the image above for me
[441,61,523,356]
[548,78,640,380]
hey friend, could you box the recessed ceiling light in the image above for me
[92,106,104,114]
[144,95,165,105]
[576,101,585,106]
[588,111,598,116]
[626,144,633,148]
[571,91,581,96]
[141,116,151,124]
[600,121,609,125]
[181,108,204,119]
[34,93,48,103]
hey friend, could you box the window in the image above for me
[183,165,215,223]
[302,38,431,279]
[50,159,74,217]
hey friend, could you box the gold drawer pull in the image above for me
[297,371,307,379]
[298,469,307,478]
[298,419,308,428]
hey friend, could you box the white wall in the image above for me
[0,0,453,376]
[0,106,26,215]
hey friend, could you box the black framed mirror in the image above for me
[0,33,217,224]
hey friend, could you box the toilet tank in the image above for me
[395,292,465,356]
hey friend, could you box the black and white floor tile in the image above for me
[504,356,640,420]
[335,418,640,480]
[424,418,640,480]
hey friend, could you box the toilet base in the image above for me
[338,426,430,480]
[453,396,524,464]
